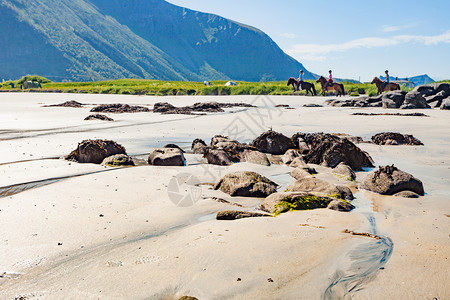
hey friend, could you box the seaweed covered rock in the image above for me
[260,192,336,215]
[371,132,423,146]
[191,138,207,154]
[216,210,270,220]
[101,154,134,166]
[84,114,114,121]
[251,130,295,155]
[148,148,186,166]
[292,133,374,170]
[214,171,277,197]
[65,139,127,164]
[287,177,354,200]
[360,165,424,196]
[90,103,149,113]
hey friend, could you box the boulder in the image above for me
[401,91,430,109]
[441,97,450,110]
[148,148,186,166]
[260,192,335,214]
[291,167,314,181]
[425,90,447,104]
[382,90,406,108]
[413,83,450,97]
[292,133,374,170]
[204,148,234,166]
[251,130,295,155]
[289,157,307,168]
[371,132,423,146]
[393,191,420,198]
[214,171,278,197]
[281,149,300,165]
[65,139,127,164]
[216,210,270,220]
[163,144,185,152]
[360,165,424,196]
[332,162,356,180]
[327,199,355,212]
[211,135,236,147]
[101,154,135,166]
[84,114,114,121]
[287,177,354,200]
[240,150,270,166]
[191,139,207,154]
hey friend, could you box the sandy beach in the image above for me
[0,92,449,300]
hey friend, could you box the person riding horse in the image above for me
[324,70,333,90]
[382,70,390,91]
[297,70,305,90]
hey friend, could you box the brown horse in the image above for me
[316,76,345,96]
[371,77,400,95]
[287,77,317,96]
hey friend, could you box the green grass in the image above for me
[0,75,418,96]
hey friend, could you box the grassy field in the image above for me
[0,75,425,97]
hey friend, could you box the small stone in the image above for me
[267,278,274,282]
[237,278,242,281]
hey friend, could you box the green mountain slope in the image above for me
[0,0,311,82]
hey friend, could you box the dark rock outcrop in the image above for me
[360,165,424,196]
[84,114,114,121]
[65,139,127,164]
[148,147,186,166]
[401,91,431,109]
[371,132,423,146]
[204,148,234,166]
[216,210,270,220]
[90,103,149,113]
[101,154,134,166]
[44,100,84,108]
[214,171,278,197]
[251,130,295,155]
[292,133,374,170]
[191,138,207,154]
[382,90,406,108]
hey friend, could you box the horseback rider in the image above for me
[297,70,304,90]
[324,70,333,90]
[382,70,390,91]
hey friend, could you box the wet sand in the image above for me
[0,93,448,299]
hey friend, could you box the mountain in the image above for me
[379,74,434,86]
[0,0,311,82]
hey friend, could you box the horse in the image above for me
[21,81,42,89]
[287,77,317,96]
[316,76,345,96]
[371,77,400,95]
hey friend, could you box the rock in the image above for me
[441,97,450,110]
[276,104,290,108]
[332,162,356,180]
[289,157,307,168]
[327,199,355,212]
[163,144,185,152]
[90,103,149,113]
[260,192,335,214]
[240,150,270,166]
[303,103,323,107]
[191,139,207,154]
[204,148,234,166]
[371,132,423,146]
[401,91,431,109]
[360,165,424,196]
[44,100,84,108]
[292,133,374,170]
[153,102,250,115]
[291,167,314,180]
[178,297,199,300]
[425,90,447,105]
[413,83,450,98]
[148,148,186,166]
[101,154,135,166]
[281,149,300,165]
[382,90,406,108]
[393,191,420,198]
[210,135,238,147]
[251,130,295,155]
[294,137,310,154]
[334,133,364,144]
[214,171,278,197]
[84,114,114,121]
[216,210,270,220]
[65,139,127,164]
[287,177,353,200]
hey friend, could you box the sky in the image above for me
[167,0,450,82]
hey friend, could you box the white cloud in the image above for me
[382,23,416,32]
[281,32,297,39]
[287,31,450,61]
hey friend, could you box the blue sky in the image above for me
[167,0,450,81]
